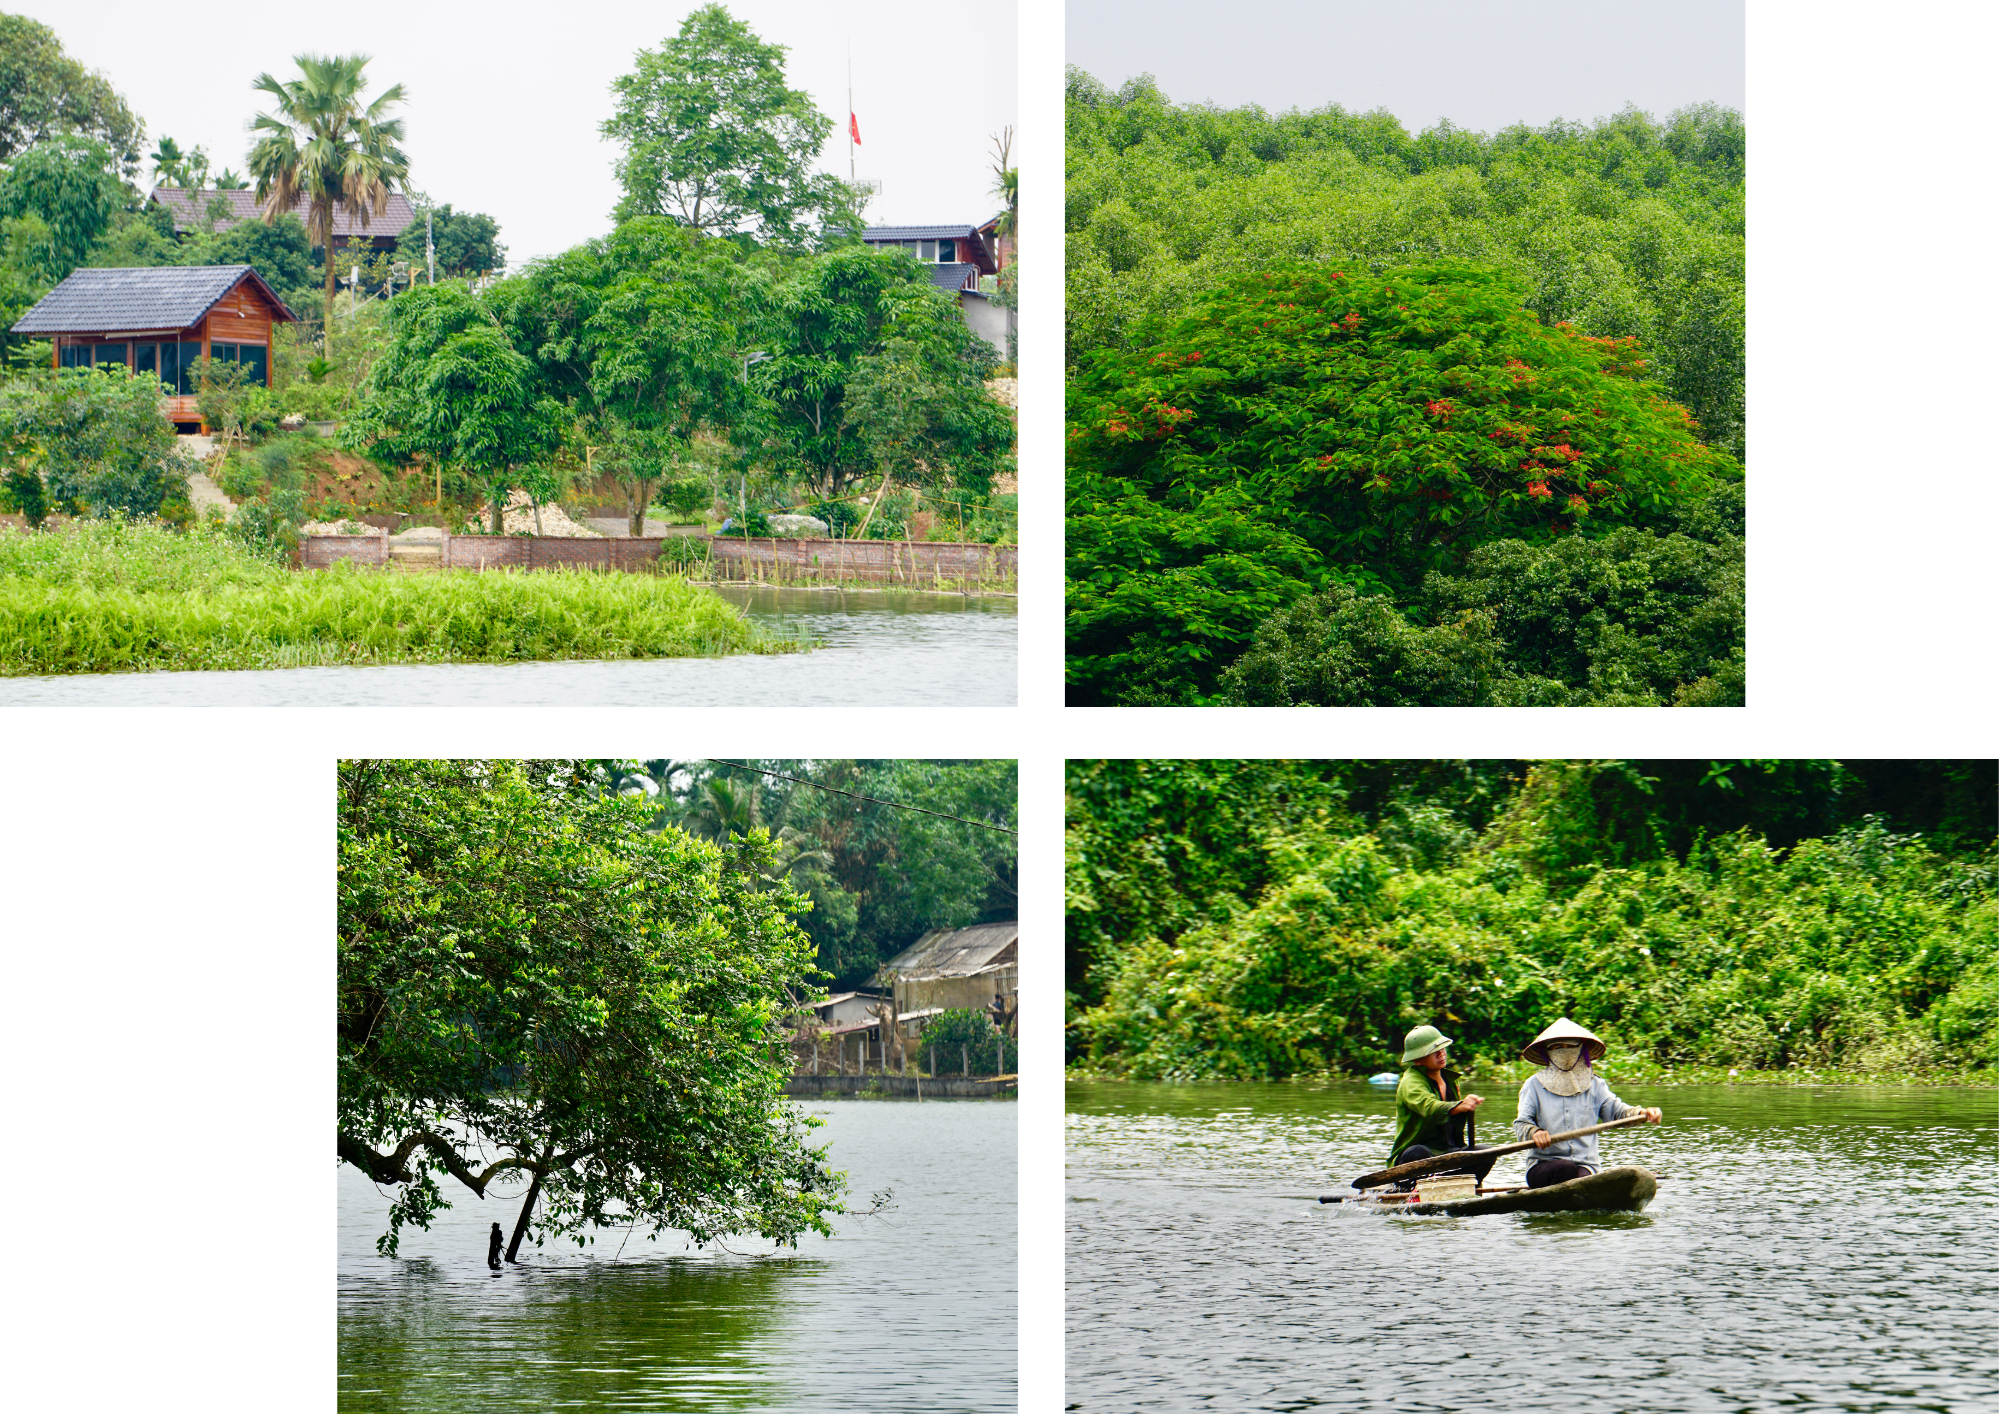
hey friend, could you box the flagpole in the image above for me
[847,49,854,182]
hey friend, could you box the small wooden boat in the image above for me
[1324,1165,1658,1216]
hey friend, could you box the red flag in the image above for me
[850,113,862,145]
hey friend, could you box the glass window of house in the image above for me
[177,342,204,395]
[59,344,88,368]
[937,240,955,262]
[237,344,268,387]
[92,343,129,367]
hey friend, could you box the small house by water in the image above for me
[876,921,1018,1022]
[10,265,295,433]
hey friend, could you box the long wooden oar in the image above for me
[1350,1114,1651,1189]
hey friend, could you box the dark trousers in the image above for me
[1395,1143,1500,1189]
[1526,1158,1593,1189]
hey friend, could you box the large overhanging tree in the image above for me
[602,4,859,247]
[247,53,409,327]
[338,759,847,1261]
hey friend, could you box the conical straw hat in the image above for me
[1521,1017,1606,1065]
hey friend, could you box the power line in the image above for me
[705,760,1018,836]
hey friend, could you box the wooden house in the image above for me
[860,224,1010,358]
[10,265,296,433]
[147,187,415,256]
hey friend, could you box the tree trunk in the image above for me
[505,1166,545,1263]
[629,476,656,538]
[490,487,504,535]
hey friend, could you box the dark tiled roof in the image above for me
[148,187,416,240]
[10,265,296,334]
[862,224,981,242]
[928,262,980,292]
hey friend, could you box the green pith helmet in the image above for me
[1402,1024,1452,1064]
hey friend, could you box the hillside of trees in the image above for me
[1065,73,1746,706]
[1067,761,1996,1082]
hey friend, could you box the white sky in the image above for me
[1067,0,1744,133]
[17,0,1019,266]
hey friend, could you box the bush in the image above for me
[1218,517,1744,706]
[917,1008,1018,1075]
[656,476,710,522]
[2,367,190,520]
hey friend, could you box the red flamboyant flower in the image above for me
[1527,481,1552,498]
[1317,455,1334,467]
[1568,494,1587,509]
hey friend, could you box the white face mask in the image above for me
[1547,1042,1583,1071]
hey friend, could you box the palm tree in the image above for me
[247,54,409,326]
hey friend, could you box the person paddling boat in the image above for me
[1514,1018,1662,1189]
[1387,1025,1500,1187]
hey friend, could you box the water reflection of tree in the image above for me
[340,1256,812,1411]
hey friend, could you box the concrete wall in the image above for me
[893,963,1019,1016]
[783,1075,1015,1099]
[961,289,1013,359]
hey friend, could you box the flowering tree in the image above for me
[1065,260,1740,705]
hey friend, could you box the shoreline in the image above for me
[1064,1068,1997,1089]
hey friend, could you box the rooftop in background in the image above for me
[878,921,1018,979]
[860,222,997,278]
[148,187,417,245]
[10,265,296,334]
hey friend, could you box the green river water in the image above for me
[340,1098,1015,1412]
[1067,1080,1997,1413]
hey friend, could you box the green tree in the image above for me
[760,244,1004,498]
[394,202,504,279]
[499,217,754,535]
[0,15,145,178]
[337,758,847,1260]
[842,332,1014,502]
[602,4,858,247]
[247,53,409,326]
[1066,260,1739,705]
[0,134,122,278]
[0,365,190,519]
[341,283,567,533]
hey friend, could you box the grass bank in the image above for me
[0,520,807,675]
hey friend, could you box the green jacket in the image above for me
[1389,1065,1469,1164]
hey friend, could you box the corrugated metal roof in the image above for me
[148,187,416,240]
[10,265,296,334]
[879,921,1019,979]
[862,224,980,241]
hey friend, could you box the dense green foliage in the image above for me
[0,519,797,674]
[0,15,145,176]
[1220,508,1744,706]
[1067,761,1996,1081]
[1066,261,1741,704]
[603,759,1018,990]
[1066,74,1746,706]
[338,759,845,1258]
[1067,71,1744,458]
[0,366,191,520]
[917,1008,1018,1076]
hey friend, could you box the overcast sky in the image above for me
[19,0,1018,266]
[1067,0,1743,134]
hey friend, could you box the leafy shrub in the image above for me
[1218,517,1744,706]
[917,1008,1018,1075]
[656,476,710,522]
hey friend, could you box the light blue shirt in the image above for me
[1512,1073,1641,1173]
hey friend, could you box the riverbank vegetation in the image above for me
[1065,73,1743,705]
[1067,761,1995,1084]
[0,517,795,674]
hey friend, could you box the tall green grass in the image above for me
[0,520,805,675]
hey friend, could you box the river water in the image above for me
[0,587,1014,705]
[1067,1080,1997,1414]
[340,1098,1015,1412]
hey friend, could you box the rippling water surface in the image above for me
[1067,1080,1997,1414]
[0,587,1014,705]
[341,1099,1015,1412]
